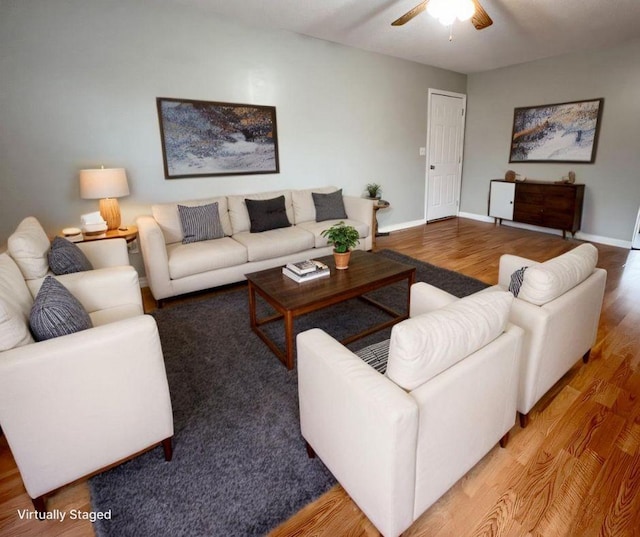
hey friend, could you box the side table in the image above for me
[372,200,390,248]
[79,226,138,243]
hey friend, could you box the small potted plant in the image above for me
[321,221,360,270]
[365,183,382,199]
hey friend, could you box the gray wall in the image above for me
[0,0,467,259]
[462,38,640,243]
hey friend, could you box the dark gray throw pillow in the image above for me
[48,236,94,275]
[29,276,93,341]
[245,195,291,233]
[178,202,224,244]
[312,189,348,222]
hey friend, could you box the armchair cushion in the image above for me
[387,291,513,390]
[518,243,598,305]
[7,216,51,280]
[0,297,33,351]
[29,276,92,341]
[48,237,93,275]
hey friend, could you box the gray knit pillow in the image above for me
[178,202,224,244]
[312,189,348,222]
[29,276,92,341]
[48,236,94,275]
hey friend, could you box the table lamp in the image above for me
[79,167,130,230]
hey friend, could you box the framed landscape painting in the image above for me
[157,97,280,179]
[509,98,603,163]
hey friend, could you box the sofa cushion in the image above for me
[29,276,93,341]
[313,189,348,222]
[296,219,370,248]
[48,236,94,275]
[0,253,34,319]
[245,196,291,233]
[386,291,513,391]
[7,216,51,280]
[178,202,225,244]
[292,186,337,224]
[152,197,232,244]
[233,227,315,262]
[227,190,294,234]
[166,237,248,280]
[0,297,34,351]
[518,243,598,306]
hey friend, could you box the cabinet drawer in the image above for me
[514,203,543,225]
[544,213,574,229]
[515,189,544,205]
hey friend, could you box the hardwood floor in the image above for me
[2,218,639,536]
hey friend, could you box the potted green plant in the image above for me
[321,221,360,270]
[365,183,382,199]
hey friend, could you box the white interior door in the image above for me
[425,91,466,222]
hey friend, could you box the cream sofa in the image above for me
[298,284,523,537]
[136,187,374,302]
[0,217,174,512]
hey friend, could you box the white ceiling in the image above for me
[171,0,640,74]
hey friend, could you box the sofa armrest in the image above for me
[77,238,129,268]
[0,315,173,498]
[297,328,418,537]
[343,196,375,232]
[410,282,458,317]
[498,254,537,288]
[137,216,173,301]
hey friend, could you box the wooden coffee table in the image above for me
[246,250,416,369]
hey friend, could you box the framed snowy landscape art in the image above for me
[156,97,280,178]
[509,98,603,163]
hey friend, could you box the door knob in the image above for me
[430,165,435,170]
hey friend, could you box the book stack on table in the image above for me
[282,260,330,283]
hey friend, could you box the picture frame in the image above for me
[156,97,280,179]
[509,98,603,163]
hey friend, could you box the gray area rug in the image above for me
[89,250,488,537]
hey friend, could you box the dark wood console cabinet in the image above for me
[489,180,585,238]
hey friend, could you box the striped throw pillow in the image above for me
[29,276,92,341]
[178,202,224,244]
[508,266,528,297]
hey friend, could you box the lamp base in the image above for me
[99,198,121,231]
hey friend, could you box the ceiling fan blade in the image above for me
[471,0,493,29]
[391,0,429,26]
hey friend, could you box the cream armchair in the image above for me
[0,218,174,513]
[297,284,522,537]
[493,243,607,426]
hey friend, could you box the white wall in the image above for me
[461,38,640,244]
[0,0,467,265]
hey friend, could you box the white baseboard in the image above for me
[378,219,425,234]
[458,212,632,249]
[139,276,148,288]
[458,211,493,223]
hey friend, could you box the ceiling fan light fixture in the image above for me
[428,0,476,26]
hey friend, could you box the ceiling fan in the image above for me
[392,0,493,30]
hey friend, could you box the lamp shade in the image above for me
[79,168,129,199]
